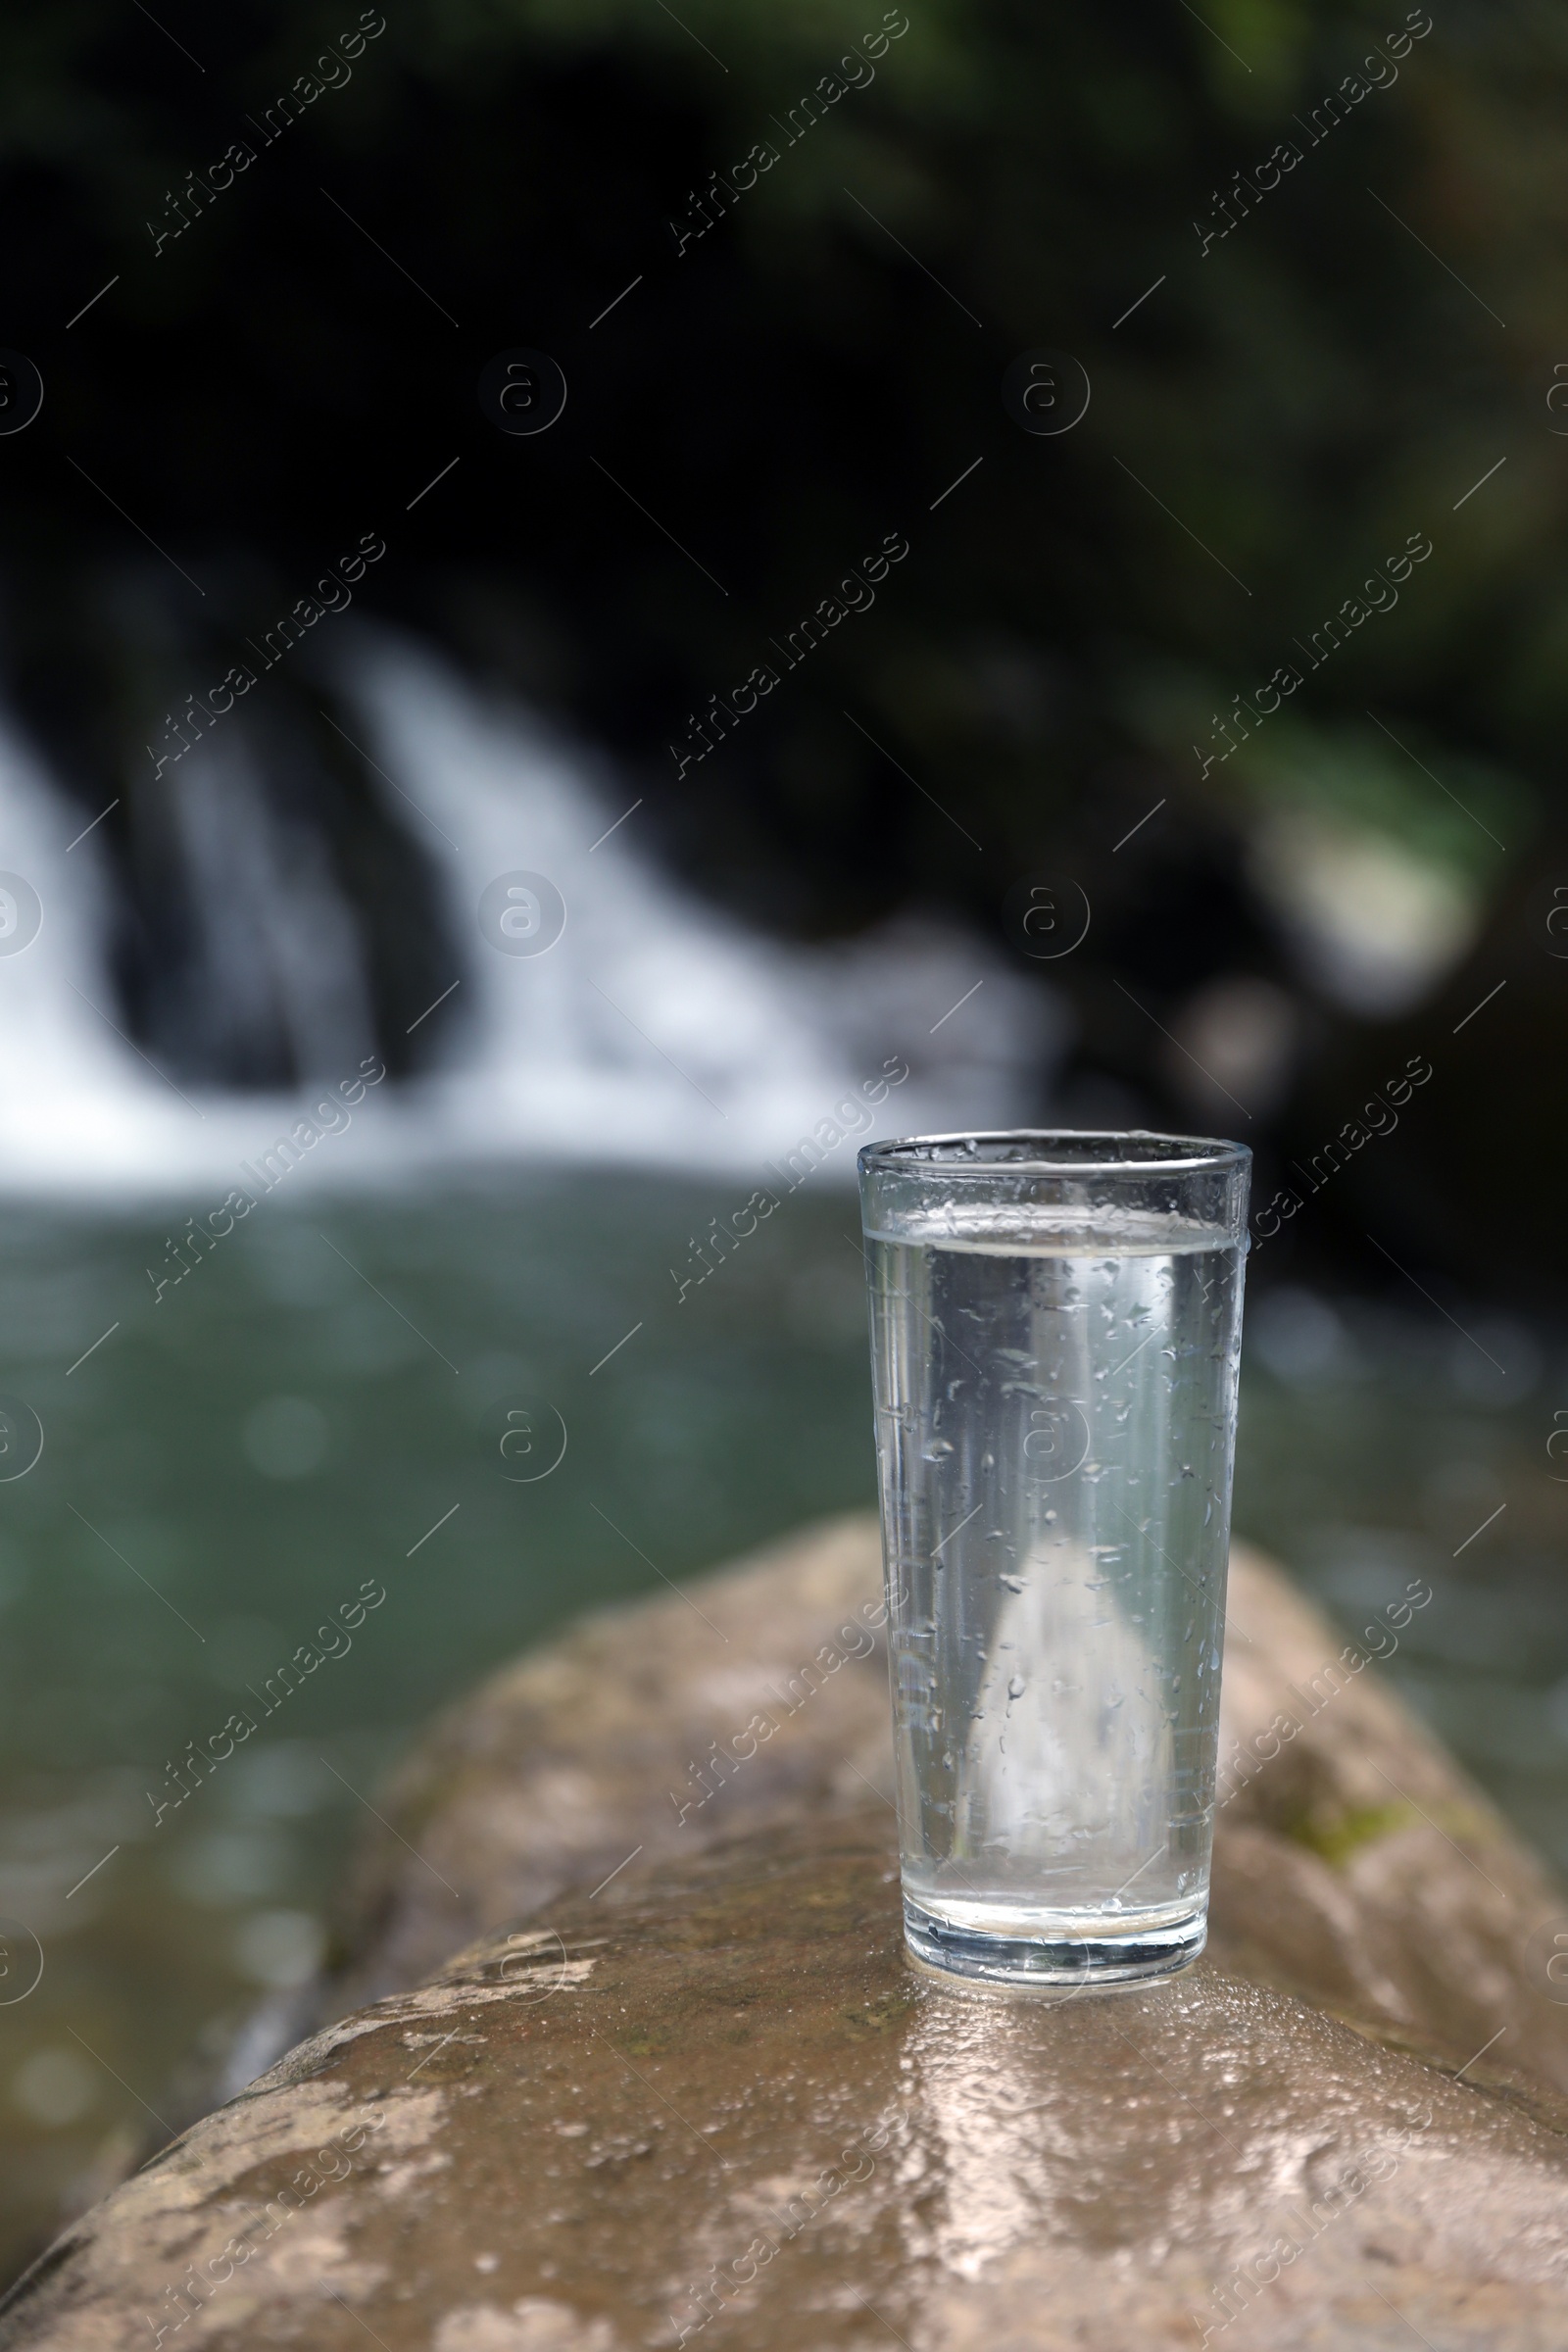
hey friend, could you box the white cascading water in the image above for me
[0,631,1061,1197]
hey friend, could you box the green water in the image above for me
[0,1179,1562,2274]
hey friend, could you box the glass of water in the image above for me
[858,1131,1250,1988]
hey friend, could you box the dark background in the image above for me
[1,0,1564,1280]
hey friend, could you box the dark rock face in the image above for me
[5,1516,1568,2350]
[4,1816,1568,2351]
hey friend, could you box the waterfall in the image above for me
[0,633,1062,1197]
[147,732,378,1089]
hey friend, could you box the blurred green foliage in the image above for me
[1,3,1561,773]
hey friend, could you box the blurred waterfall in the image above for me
[148,737,377,1087]
[0,635,1062,1197]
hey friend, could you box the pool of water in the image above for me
[0,1174,1562,2276]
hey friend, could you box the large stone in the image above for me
[333,1513,1568,2100]
[3,1814,1567,2351]
[5,1515,1568,2351]
[329,1513,902,2013]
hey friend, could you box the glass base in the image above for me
[903,1894,1206,1989]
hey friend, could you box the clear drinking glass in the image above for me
[858,1131,1250,1988]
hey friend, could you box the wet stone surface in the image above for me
[4,1515,1568,2348]
[3,1815,1568,2350]
[333,1513,1568,2103]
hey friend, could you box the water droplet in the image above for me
[1007,1674,1026,1700]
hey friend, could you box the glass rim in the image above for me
[858,1128,1251,1178]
